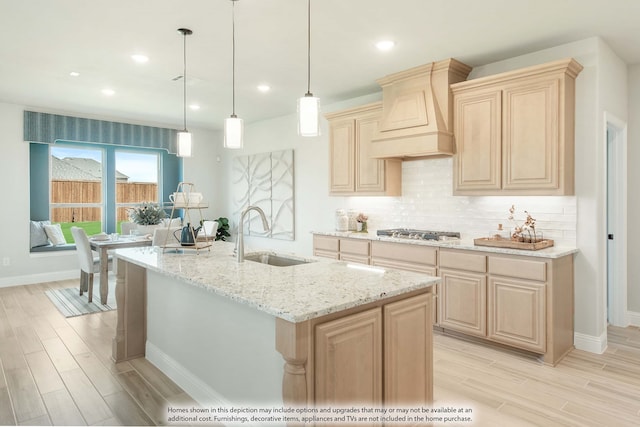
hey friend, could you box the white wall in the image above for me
[628,64,640,315]
[0,101,220,286]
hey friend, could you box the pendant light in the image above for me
[177,28,193,157]
[297,0,320,137]
[224,0,243,149]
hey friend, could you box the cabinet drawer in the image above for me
[371,241,437,265]
[314,235,339,252]
[488,256,546,282]
[340,238,370,256]
[439,250,486,273]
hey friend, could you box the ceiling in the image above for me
[2,0,639,131]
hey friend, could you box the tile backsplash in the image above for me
[342,158,576,247]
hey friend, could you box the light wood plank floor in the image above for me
[1,279,640,426]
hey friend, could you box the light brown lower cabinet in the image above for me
[488,277,545,353]
[313,235,369,264]
[438,269,487,337]
[277,292,433,412]
[438,248,573,365]
[313,235,340,259]
[339,238,370,264]
[312,234,574,365]
[315,308,383,405]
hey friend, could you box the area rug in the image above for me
[45,281,117,317]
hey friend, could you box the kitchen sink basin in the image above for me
[244,253,313,267]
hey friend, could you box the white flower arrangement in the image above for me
[508,205,542,243]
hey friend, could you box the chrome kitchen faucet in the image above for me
[236,206,270,262]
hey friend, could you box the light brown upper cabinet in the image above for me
[325,102,401,196]
[451,58,583,195]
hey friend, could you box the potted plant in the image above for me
[214,217,231,241]
[356,213,368,232]
[128,202,167,235]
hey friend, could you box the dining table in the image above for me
[89,234,153,304]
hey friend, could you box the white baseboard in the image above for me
[0,270,76,288]
[574,331,607,354]
[145,341,231,408]
[628,311,640,327]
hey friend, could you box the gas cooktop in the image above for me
[376,228,461,241]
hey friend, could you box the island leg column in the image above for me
[112,258,147,362]
[275,318,312,411]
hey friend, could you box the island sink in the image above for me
[244,252,313,267]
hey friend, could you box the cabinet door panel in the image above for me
[503,79,559,190]
[453,90,502,191]
[356,115,385,192]
[488,277,546,353]
[329,120,355,193]
[315,308,382,405]
[384,293,433,405]
[439,269,486,336]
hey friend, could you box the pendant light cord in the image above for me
[306,0,312,96]
[231,0,237,117]
[183,31,188,131]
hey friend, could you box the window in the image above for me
[50,145,105,242]
[115,151,160,234]
[30,141,182,250]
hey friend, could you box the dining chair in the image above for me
[70,226,109,303]
[120,222,136,236]
[197,220,218,241]
[152,227,181,246]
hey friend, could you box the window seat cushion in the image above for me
[30,243,75,253]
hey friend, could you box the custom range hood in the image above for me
[370,58,472,159]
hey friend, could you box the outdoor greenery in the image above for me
[59,221,104,243]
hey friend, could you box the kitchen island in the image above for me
[111,243,439,410]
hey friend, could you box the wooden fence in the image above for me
[51,180,158,222]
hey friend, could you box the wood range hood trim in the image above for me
[370,58,472,160]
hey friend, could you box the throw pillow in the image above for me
[30,220,51,248]
[44,224,67,246]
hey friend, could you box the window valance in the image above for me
[23,111,178,153]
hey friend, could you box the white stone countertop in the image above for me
[113,242,439,323]
[312,230,579,259]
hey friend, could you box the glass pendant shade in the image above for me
[297,94,320,137]
[177,131,192,157]
[224,115,243,149]
[177,28,193,157]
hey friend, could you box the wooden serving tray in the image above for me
[474,237,554,251]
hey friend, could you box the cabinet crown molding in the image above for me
[451,58,583,92]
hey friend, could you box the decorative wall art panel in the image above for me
[232,149,294,240]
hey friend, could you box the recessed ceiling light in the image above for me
[101,88,115,96]
[257,84,271,93]
[375,40,395,51]
[69,71,80,77]
[131,54,149,64]
[189,104,200,111]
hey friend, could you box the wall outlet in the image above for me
[2,257,9,266]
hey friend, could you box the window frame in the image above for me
[29,140,182,252]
